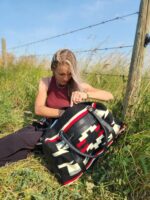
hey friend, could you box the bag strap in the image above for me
[59,130,101,158]
[87,106,116,148]
[59,106,115,158]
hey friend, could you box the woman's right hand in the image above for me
[70,91,88,107]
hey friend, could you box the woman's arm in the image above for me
[34,77,64,118]
[82,83,114,101]
[70,83,114,106]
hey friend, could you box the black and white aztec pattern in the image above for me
[43,102,122,185]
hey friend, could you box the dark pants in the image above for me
[0,125,43,167]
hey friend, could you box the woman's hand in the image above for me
[70,91,87,107]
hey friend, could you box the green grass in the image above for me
[0,60,149,200]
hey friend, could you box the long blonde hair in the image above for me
[51,49,82,95]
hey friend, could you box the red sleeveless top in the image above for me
[46,76,70,109]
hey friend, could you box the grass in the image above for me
[0,58,149,200]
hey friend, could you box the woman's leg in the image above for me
[0,125,43,166]
[0,149,30,167]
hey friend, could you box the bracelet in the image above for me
[59,109,64,117]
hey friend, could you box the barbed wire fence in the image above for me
[7,12,138,51]
[1,10,149,81]
[1,11,138,59]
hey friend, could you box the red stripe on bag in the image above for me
[76,138,86,148]
[80,144,89,153]
[98,129,104,137]
[45,136,60,143]
[95,124,100,131]
[76,123,101,149]
[107,140,113,147]
[92,102,97,108]
[63,110,88,132]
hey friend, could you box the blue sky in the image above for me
[0,0,141,57]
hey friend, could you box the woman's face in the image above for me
[54,64,72,86]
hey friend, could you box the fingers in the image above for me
[70,91,87,107]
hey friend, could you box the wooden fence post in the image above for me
[123,0,150,118]
[1,38,7,68]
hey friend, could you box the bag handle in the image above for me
[59,106,115,158]
[59,130,100,158]
[87,106,116,147]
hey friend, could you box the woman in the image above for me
[0,49,113,167]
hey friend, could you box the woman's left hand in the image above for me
[70,91,87,107]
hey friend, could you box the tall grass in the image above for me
[0,57,149,200]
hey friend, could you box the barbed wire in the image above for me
[24,45,133,57]
[83,72,150,79]
[8,11,138,50]
[84,72,128,77]
[74,45,133,53]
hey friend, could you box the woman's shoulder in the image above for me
[40,76,51,85]
[38,76,52,91]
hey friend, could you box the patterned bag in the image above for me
[42,102,123,185]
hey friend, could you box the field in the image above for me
[0,57,149,200]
